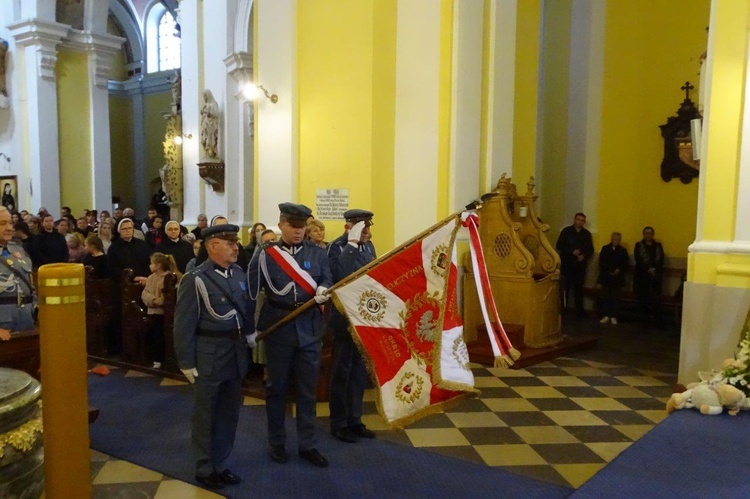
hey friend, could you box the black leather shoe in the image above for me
[349,424,376,439]
[331,427,358,443]
[196,473,225,490]
[219,469,242,485]
[270,445,288,464]
[299,448,329,468]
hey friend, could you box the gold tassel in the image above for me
[509,347,521,361]
[493,355,514,369]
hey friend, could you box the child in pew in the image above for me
[142,252,180,369]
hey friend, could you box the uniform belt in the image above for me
[0,296,33,305]
[267,299,306,311]
[196,328,241,338]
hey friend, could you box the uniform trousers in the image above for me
[329,333,368,430]
[265,338,322,451]
[192,376,243,477]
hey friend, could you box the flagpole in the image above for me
[255,212,462,341]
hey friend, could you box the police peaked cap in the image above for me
[278,202,312,221]
[201,224,240,241]
[343,209,374,223]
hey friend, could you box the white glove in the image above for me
[347,221,365,245]
[246,331,259,348]
[314,286,330,304]
[181,368,198,384]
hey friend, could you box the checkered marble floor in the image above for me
[89,355,676,493]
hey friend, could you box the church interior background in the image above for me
[2,0,750,495]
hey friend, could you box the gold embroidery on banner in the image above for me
[385,265,424,291]
[394,371,424,404]
[452,336,470,372]
[430,244,450,277]
[357,289,387,323]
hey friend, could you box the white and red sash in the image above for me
[266,245,318,296]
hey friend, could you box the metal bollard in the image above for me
[37,263,90,498]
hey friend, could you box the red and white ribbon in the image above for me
[461,211,516,364]
[266,246,318,296]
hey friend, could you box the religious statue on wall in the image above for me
[0,39,8,109]
[168,70,181,115]
[199,89,220,161]
[163,114,184,220]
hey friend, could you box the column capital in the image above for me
[7,18,70,81]
[224,51,253,81]
[60,30,125,88]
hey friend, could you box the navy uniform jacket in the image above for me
[247,240,333,347]
[327,232,376,333]
[0,241,36,332]
[174,259,250,381]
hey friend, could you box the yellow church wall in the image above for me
[109,95,135,208]
[371,0,397,251]
[56,49,92,213]
[596,0,709,259]
[436,0,454,219]
[512,0,541,182]
[537,0,572,236]
[142,91,172,205]
[297,0,394,247]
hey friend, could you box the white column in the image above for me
[179,0,204,225]
[256,0,297,226]
[449,0,484,212]
[87,35,123,212]
[564,0,606,231]
[393,0,441,244]
[482,0,517,191]
[9,19,69,212]
[225,52,255,227]
[200,0,234,220]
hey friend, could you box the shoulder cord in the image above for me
[251,250,297,303]
[194,275,240,328]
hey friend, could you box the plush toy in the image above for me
[666,382,746,416]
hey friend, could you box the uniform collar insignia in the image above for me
[213,264,232,278]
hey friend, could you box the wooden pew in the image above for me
[120,269,150,364]
[0,330,41,380]
[84,266,114,357]
[161,272,180,373]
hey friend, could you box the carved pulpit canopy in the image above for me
[659,81,702,184]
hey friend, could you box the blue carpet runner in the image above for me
[88,371,571,499]
[573,410,750,499]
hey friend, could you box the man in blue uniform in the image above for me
[327,209,377,443]
[174,224,249,491]
[247,203,333,468]
[0,207,36,341]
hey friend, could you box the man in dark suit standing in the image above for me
[597,232,629,325]
[634,226,665,326]
[327,209,377,443]
[556,212,594,317]
[247,203,333,468]
[174,224,249,491]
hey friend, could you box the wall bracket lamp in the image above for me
[173,133,193,145]
[243,84,278,104]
